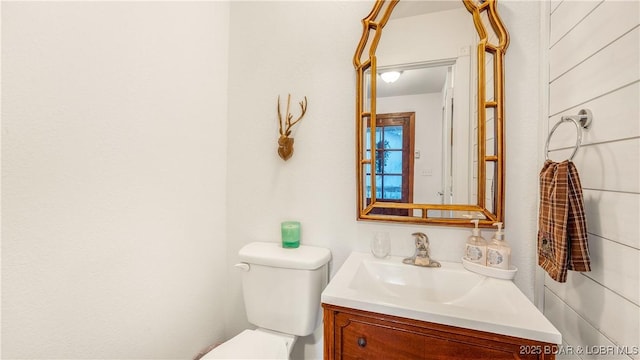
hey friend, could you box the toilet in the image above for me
[202,242,331,359]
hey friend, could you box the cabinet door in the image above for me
[339,318,528,360]
[325,305,555,360]
[338,314,425,359]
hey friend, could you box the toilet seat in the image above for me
[201,329,296,359]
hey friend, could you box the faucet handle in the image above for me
[411,232,429,244]
[404,232,441,268]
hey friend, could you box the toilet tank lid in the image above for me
[239,242,331,270]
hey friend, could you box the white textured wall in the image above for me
[225,2,368,358]
[1,2,230,358]
[226,1,543,359]
[2,1,554,359]
[542,1,639,358]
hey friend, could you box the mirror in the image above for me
[355,0,509,227]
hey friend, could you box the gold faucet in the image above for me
[403,232,441,268]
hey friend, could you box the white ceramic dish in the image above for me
[461,257,518,280]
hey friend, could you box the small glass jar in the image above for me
[281,221,301,248]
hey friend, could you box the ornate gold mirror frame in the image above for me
[354,0,509,227]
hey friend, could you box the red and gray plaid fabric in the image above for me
[538,160,591,283]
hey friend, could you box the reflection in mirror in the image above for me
[355,0,509,227]
[364,112,415,216]
[375,1,476,214]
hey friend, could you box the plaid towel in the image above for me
[538,160,591,283]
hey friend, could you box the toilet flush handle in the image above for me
[234,263,250,272]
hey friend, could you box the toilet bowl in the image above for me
[200,242,331,360]
[202,329,296,360]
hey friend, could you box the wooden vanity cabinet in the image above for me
[323,304,557,360]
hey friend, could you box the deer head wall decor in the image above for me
[277,94,307,161]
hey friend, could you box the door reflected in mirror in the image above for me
[365,112,415,216]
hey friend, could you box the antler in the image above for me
[286,96,307,134]
[277,95,285,136]
[278,94,307,137]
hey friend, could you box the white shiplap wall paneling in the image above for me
[585,234,639,306]
[550,0,602,47]
[550,0,638,81]
[550,1,563,17]
[583,189,640,250]
[547,139,639,193]
[546,272,639,358]
[544,1,640,359]
[544,288,627,360]
[549,27,639,115]
[546,82,639,149]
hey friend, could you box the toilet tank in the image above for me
[237,242,331,337]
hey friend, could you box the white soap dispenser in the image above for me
[487,222,511,270]
[465,219,487,265]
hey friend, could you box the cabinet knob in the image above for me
[357,337,367,347]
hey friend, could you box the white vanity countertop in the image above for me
[321,251,561,345]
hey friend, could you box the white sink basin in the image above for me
[349,257,485,304]
[321,252,561,344]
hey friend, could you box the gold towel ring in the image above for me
[545,109,593,161]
